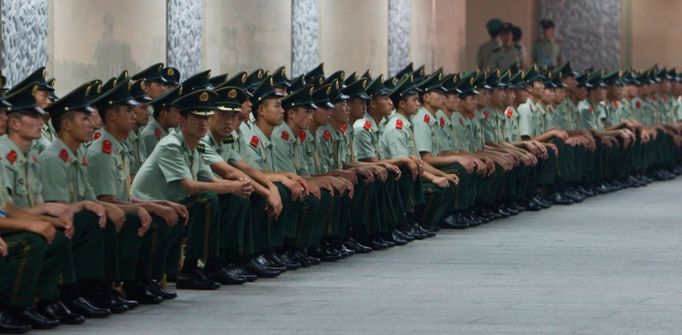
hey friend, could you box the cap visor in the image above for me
[125,99,140,107]
[358,92,371,100]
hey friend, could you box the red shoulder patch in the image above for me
[439,117,445,127]
[102,140,112,154]
[505,108,513,118]
[635,101,641,109]
[323,130,331,141]
[154,128,162,139]
[423,114,431,123]
[250,136,259,148]
[612,101,619,108]
[93,132,101,140]
[363,120,372,130]
[59,149,70,162]
[281,131,290,141]
[588,106,593,113]
[81,156,89,166]
[396,119,403,129]
[483,111,490,119]
[6,150,16,164]
[339,124,348,133]
[298,130,306,142]
[459,118,465,127]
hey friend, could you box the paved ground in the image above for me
[36,178,682,335]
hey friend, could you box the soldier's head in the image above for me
[540,19,555,40]
[503,88,516,107]
[254,97,284,127]
[511,25,522,44]
[4,83,45,140]
[174,90,216,140]
[212,87,247,137]
[93,80,139,136]
[460,95,478,114]
[47,83,100,143]
[499,23,514,47]
[132,63,168,99]
[540,87,555,105]
[554,87,566,104]
[0,104,8,135]
[150,86,183,131]
[491,87,506,107]
[443,92,460,113]
[527,80,545,99]
[476,88,491,108]
[486,18,503,38]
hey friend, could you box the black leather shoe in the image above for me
[393,229,415,242]
[440,214,468,229]
[257,254,286,272]
[62,297,110,319]
[146,280,178,300]
[204,268,247,285]
[309,247,343,262]
[270,252,301,270]
[301,250,321,265]
[246,258,281,278]
[385,232,408,246]
[111,290,138,310]
[344,238,373,253]
[39,301,85,325]
[376,235,396,248]
[18,307,59,330]
[284,249,311,268]
[367,238,388,250]
[176,271,220,290]
[122,282,164,305]
[0,310,31,334]
[225,263,258,282]
[97,293,128,314]
[415,224,436,237]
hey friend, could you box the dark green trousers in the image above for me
[218,194,251,261]
[62,210,105,284]
[0,231,68,307]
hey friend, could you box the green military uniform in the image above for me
[433,109,454,152]
[139,118,167,158]
[532,38,562,68]
[352,113,386,160]
[126,128,146,176]
[518,97,542,137]
[477,39,501,70]
[492,45,522,70]
[450,112,473,152]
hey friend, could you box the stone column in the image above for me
[0,0,48,87]
[167,0,202,80]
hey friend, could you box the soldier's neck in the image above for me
[57,133,82,153]
[7,133,31,153]
[287,121,301,135]
[255,120,274,138]
[104,124,127,141]
[423,104,438,115]
[210,129,225,143]
[368,109,383,126]
[442,108,453,118]
[328,118,344,131]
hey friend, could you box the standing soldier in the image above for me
[477,19,503,70]
[532,19,562,69]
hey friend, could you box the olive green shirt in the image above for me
[271,122,309,176]
[434,110,454,152]
[352,114,385,160]
[381,112,419,158]
[0,137,43,208]
[38,138,96,203]
[315,123,340,170]
[450,112,472,152]
[412,107,441,155]
[302,129,326,175]
[130,131,215,202]
[477,38,501,70]
[140,118,168,159]
[126,128,146,175]
[242,124,276,172]
[492,45,522,70]
[86,129,131,202]
[532,38,562,68]
[199,131,242,167]
[502,106,520,142]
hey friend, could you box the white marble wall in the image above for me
[292,0,320,77]
[167,0,202,80]
[538,0,621,70]
[1,0,48,88]
[388,0,410,77]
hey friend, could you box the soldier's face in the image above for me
[164,107,181,128]
[563,76,577,91]
[132,104,150,126]
[240,100,253,122]
[109,105,135,133]
[89,110,103,129]
[554,88,566,103]
[401,95,420,115]
[371,95,392,116]
[288,107,313,130]
[543,28,555,40]
[210,111,239,138]
[68,112,95,143]
[576,87,588,100]
[11,114,43,140]
[444,94,460,112]
[181,114,210,139]
[541,88,555,105]
[607,86,622,100]
[492,88,506,106]
[504,89,515,106]
[145,82,166,99]
[332,101,350,123]
[260,98,284,126]
[348,98,367,119]
[461,95,477,113]
[313,107,331,125]
[515,89,529,104]
[34,90,51,109]
[477,89,491,108]
[423,91,444,109]
[529,81,545,98]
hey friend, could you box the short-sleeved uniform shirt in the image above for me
[302,129,326,175]
[140,118,168,160]
[38,138,96,203]
[577,100,599,130]
[271,122,310,176]
[434,110,454,152]
[518,98,542,137]
[412,107,441,155]
[315,123,341,170]
[352,114,385,160]
[0,137,43,208]
[492,45,522,70]
[450,112,473,152]
[199,131,242,167]
[241,124,276,172]
[555,99,578,131]
[532,38,561,68]
[126,128,146,175]
[87,129,131,202]
[381,112,419,159]
[131,130,215,202]
[502,106,520,142]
